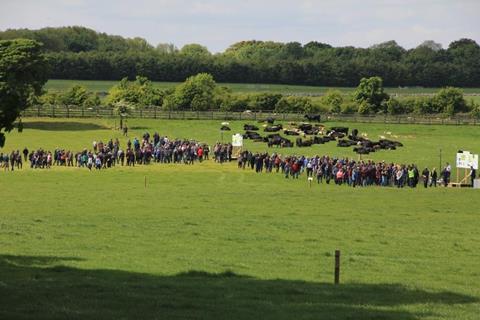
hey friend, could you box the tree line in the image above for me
[38,74,480,117]
[1,26,480,87]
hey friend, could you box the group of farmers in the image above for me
[0,132,239,171]
[2,133,476,188]
[236,151,467,188]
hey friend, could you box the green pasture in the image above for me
[3,117,480,170]
[45,79,480,96]
[1,118,480,319]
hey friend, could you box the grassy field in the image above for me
[1,118,480,319]
[45,79,480,97]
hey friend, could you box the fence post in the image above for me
[67,105,70,118]
[154,106,157,119]
[52,105,55,117]
[81,106,84,117]
[334,250,341,285]
[37,105,40,117]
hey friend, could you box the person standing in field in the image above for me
[197,146,203,162]
[446,162,451,184]
[422,167,429,188]
[430,168,438,187]
[407,166,415,187]
[10,151,16,171]
[442,166,449,187]
[22,147,29,161]
[470,166,476,187]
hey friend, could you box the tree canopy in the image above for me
[1,27,479,87]
[0,39,48,147]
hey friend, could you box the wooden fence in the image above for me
[21,105,480,126]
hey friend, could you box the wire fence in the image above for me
[21,105,480,126]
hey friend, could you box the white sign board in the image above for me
[232,134,243,147]
[456,151,478,169]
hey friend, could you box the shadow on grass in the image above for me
[23,121,108,131]
[0,254,477,320]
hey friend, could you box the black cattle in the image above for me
[304,114,321,122]
[348,134,365,142]
[268,136,293,148]
[313,136,325,144]
[304,128,320,135]
[337,140,356,147]
[379,139,403,147]
[298,123,313,131]
[351,128,359,137]
[353,147,372,154]
[330,127,349,134]
[359,140,374,148]
[313,136,335,144]
[326,131,346,139]
[282,139,294,148]
[243,131,262,140]
[220,125,231,131]
[243,124,259,131]
[296,138,313,147]
[266,133,281,139]
[264,124,283,132]
[283,129,300,136]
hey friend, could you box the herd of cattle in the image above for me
[223,116,403,155]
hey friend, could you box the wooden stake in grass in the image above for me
[334,250,340,285]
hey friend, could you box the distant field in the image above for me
[1,118,480,319]
[46,79,480,96]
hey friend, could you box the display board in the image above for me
[456,151,478,169]
[232,134,243,147]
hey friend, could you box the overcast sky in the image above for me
[1,0,479,52]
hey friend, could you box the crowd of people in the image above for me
[236,150,473,188]
[0,132,237,171]
[1,135,476,188]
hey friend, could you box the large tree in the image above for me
[353,76,389,114]
[0,39,47,147]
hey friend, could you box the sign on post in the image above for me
[456,151,478,169]
[232,134,243,159]
[232,134,243,147]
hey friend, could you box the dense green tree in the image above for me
[0,39,47,147]
[165,73,216,111]
[353,77,389,113]
[1,27,479,89]
[434,87,468,115]
[386,97,405,115]
[59,85,92,107]
[180,44,211,58]
[275,96,312,113]
[322,90,343,113]
[106,76,164,108]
